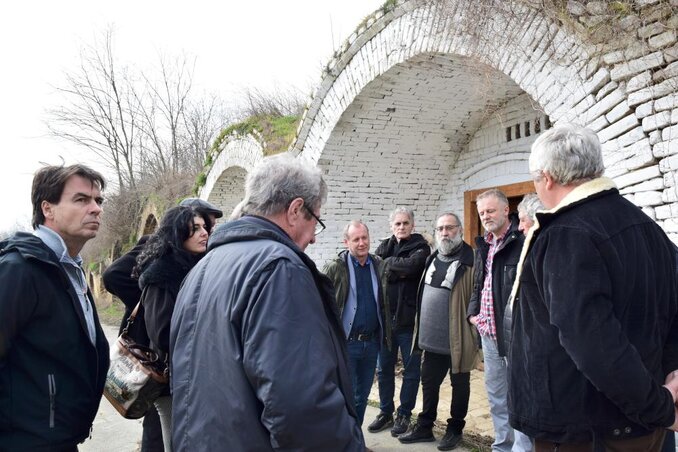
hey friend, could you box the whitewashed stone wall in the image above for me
[200,134,264,219]
[202,0,678,265]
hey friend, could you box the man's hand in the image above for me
[469,315,478,326]
[664,370,678,431]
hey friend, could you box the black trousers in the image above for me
[417,350,470,434]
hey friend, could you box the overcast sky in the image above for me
[0,0,384,232]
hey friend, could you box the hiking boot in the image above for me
[438,430,463,450]
[367,412,393,433]
[398,423,435,444]
[390,414,411,437]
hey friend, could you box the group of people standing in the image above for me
[2,123,678,452]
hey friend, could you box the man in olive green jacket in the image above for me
[324,220,391,426]
[400,213,478,450]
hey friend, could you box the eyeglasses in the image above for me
[303,204,326,235]
[434,224,460,232]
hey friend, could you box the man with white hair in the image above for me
[368,207,431,437]
[399,213,477,451]
[509,123,678,451]
[170,153,364,451]
[516,193,542,237]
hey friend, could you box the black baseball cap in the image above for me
[179,198,224,218]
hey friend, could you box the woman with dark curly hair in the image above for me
[133,205,211,452]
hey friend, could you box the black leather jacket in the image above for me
[467,215,523,357]
[375,233,430,330]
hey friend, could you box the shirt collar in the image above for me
[34,225,83,266]
[484,222,510,245]
[349,253,371,268]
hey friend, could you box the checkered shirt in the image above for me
[474,227,508,339]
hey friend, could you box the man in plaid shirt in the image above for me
[467,188,530,452]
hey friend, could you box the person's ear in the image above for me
[287,198,304,223]
[41,201,54,221]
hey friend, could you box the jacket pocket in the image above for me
[502,264,517,292]
[48,374,56,429]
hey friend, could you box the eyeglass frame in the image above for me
[303,204,326,235]
[434,224,461,233]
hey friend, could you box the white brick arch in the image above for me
[201,134,264,221]
[293,0,603,263]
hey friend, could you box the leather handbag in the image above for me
[103,298,168,419]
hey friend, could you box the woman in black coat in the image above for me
[134,206,211,452]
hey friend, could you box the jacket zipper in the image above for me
[48,374,56,428]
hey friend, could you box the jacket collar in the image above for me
[508,177,617,309]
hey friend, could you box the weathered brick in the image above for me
[596,81,618,100]
[663,124,678,142]
[638,22,665,39]
[643,110,672,132]
[650,30,678,50]
[636,100,655,119]
[620,177,665,194]
[610,52,664,81]
[642,207,656,220]
[614,165,661,188]
[650,130,662,145]
[660,153,678,172]
[606,100,631,123]
[634,190,664,206]
[656,94,678,112]
[628,77,678,107]
[656,204,673,219]
[654,140,678,158]
[627,71,652,92]
[598,116,640,143]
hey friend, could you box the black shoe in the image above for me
[398,424,435,444]
[367,412,393,433]
[390,414,410,437]
[438,431,463,450]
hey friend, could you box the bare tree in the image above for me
[49,29,141,191]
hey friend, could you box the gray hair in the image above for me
[529,123,604,185]
[240,153,327,217]
[343,220,369,240]
[435,212,463,234]
[389,207,415,224]
[476,188,508,206]
[517,193,543,221]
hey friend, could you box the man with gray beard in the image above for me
[399,213,478,451]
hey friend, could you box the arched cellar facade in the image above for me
[204,0,678,265]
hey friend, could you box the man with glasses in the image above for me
[399,213,477,450]
[324,220,390,427]
[368,207,431,437]
[170,154,364,451]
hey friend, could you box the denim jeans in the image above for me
[346,338,379,425]
[481,335,533,452]
[377,328,421,418]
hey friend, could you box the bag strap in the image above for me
[121,286,148,335]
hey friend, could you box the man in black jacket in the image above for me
[0,164,109,451]
[509,124,678,451]
[467,188,530,452]
[368,207,430,437]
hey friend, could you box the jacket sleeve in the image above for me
[662,245,678,375]
[102,249,142,310]
[467,249,482,319]
[0,256,38,364]
[384,243,430,279]
[536,229,674,429]
[142,284,175,354]
[242,259,363,451]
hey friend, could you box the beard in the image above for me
[437,234,462,255]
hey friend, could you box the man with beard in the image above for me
[468,189,531,452]
[399,213,477,450]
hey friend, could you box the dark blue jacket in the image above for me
[170,216,364,451]
[509,178,678,443]
[0,233,109,451]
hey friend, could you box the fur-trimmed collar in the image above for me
[508,177,617,308]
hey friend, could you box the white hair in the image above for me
[529,123,604,185]
[517,193,543,221]
[240,153,327,217]
[389,207,415,224]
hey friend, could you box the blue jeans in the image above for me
[347,338,380,425]
[481,335,533,452]
[377,329,421,418]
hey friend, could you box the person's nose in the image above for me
[90,200,102,215]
